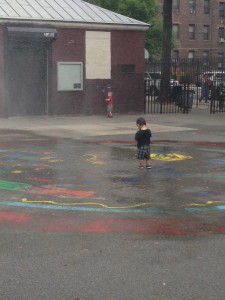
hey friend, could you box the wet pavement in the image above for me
[1,111,225,299]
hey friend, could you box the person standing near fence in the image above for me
[199,75,212,103]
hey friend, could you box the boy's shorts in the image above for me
[137,145,150,160]
[107,105,113,113]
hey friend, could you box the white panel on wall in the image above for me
[57,62,83,91]
[86,31,111,79]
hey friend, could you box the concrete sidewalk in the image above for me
[0,109,224,141]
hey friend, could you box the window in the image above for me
[188,51,194,60]
[218,27,225,42]
[218,53,225,68]
[189,24,195,40]
[218,27,225,38]
[57,62,83,91]
[203,51,209,61]
[203,25,210,40]
[202,52,209,66]
[218,53,224,62]
[204,0,210,14]
[172,50,179,62]
[172,0,180,13]
[189,0,196,13]
[219,2,225,18]
[173,24,180,39]
[120,64,135,73]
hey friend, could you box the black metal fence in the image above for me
[145,58,225,114]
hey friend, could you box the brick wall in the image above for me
[111,30,145,114]
[157,0,225,59]
[51,28,145,115]
[51,28,85,115]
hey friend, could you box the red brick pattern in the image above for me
[51,28,145,115]
[157,0,225,59]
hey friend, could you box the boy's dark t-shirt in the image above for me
[135,129,152,148]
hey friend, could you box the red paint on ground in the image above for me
[24,187,95,198]
[1,210,225,236]
[82,218,225,235]
[26,177,53,183]
[0,211,31,225]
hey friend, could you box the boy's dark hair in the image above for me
[136,117,146,126]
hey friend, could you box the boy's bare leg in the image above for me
[139,160,145,167]
[146,159,151,166]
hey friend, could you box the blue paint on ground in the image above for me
[198,192,215,196]
[0,200,168,214]
[216,205,225,210]
[199,148,225,153]
[185,205,225,212]
[208,159,225,165]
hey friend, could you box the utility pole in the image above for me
[160,0,173,105]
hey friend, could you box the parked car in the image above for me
[196,71,225,87]
[145,71,179,95]
[144,72,160,95]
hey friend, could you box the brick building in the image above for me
[157,0,225,61]
[0,0,149,117]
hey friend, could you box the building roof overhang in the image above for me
[0,18,150,31]
[0,0,150,31]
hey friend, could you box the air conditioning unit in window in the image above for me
[219,38,225,43]
[190,9,195,14]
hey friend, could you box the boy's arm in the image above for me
[135,131,139,141]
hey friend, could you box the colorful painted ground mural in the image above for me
[0,137,225,235]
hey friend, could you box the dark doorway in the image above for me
[7,38,48,116]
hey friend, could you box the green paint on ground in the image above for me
[0,180,32,191]
[19,156,39,160]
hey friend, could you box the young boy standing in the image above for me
[135,117,152,169]
[105,91,113,118]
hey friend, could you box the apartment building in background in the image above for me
[157,0,225,61]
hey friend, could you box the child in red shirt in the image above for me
[105,91,113,118]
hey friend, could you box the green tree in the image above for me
[85,0,162,58]
[86,0,120,11]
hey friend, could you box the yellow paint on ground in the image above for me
[83,154,105,165]
[22,198,151,209]
[151,153,192,161]
[187,200,225,207]
[11,170,23,174]
[44,152,55,154]
[48,159,64,163]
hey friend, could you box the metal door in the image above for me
[7,38,47,116]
